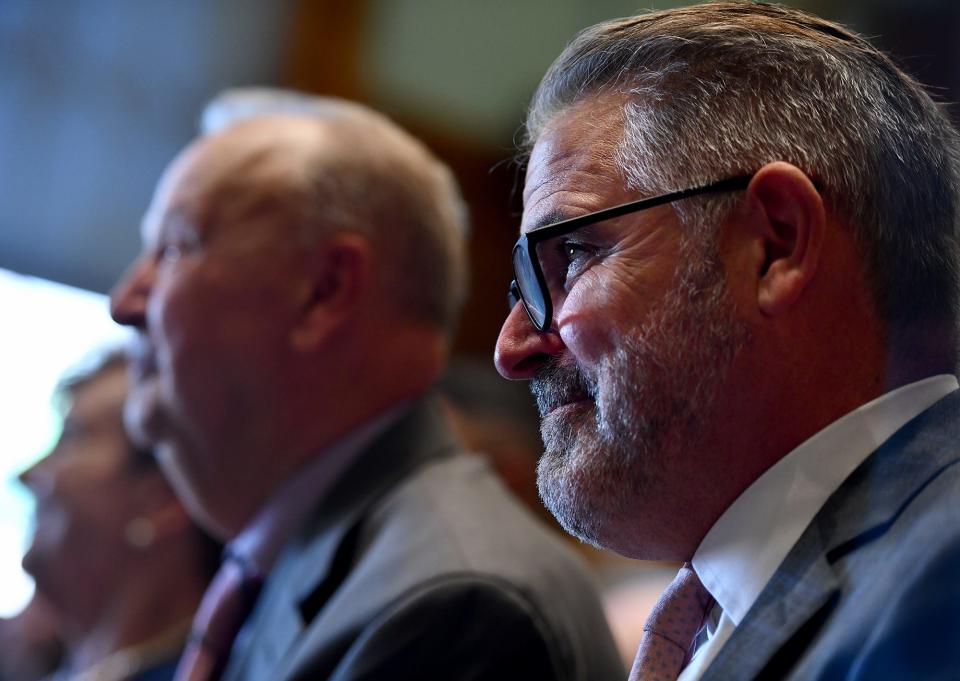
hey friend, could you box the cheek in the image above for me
[149,276,201,367]
[151,277,223,390]
[41,488,115,563]
[556,274,623,369]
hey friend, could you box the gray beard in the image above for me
[532,250,749,553]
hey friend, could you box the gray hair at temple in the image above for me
[201,88,470,335]
[526,1,960,352]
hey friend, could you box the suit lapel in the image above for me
[700,520,841,680]
[261,396,459,680]
[703,390,960,680]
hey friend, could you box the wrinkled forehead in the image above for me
[141,117,327,244]
[521,94,628,232]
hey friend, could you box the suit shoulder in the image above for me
[845,532,960,678]
[327,575,568,681]
[330,453,624,680]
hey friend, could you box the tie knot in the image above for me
[644,563,713,648]
[629,563,715,681]
[175,554,265,681]
[191,555,264,657]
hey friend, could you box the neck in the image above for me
[885,317,957,390]
[678,324,887,556]
[290,321,445,463]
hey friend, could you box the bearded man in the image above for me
[496,3,960,679]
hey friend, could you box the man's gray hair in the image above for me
[526,2,960,347]
[201,88,469,334]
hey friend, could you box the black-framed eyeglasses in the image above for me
[508,174,753,331]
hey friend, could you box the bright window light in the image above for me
[0,269,130,617]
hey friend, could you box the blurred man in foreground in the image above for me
[110,90,623,681]
[496,3,960,679]
[20,350,218,681]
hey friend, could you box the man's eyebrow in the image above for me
[150,208,202,241]
[524,209,576,234]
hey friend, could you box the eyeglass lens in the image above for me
[512,241,546,329]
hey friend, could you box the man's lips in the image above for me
[534,384,593,416]
[531,356,596,417]
[542,397,592,417]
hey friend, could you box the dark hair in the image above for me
[527,2,960,351]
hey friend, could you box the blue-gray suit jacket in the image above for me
[221,397,624,681]
[702,390,960,680]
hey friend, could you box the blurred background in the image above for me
[1,0,958,634]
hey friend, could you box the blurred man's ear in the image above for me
[740,161,825,317]
[291,233,372,352]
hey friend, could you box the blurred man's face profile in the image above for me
[22,368,142,617]
[111,131,307,537]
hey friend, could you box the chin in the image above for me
[537,403,671,554]
[22,554,60,611]
[122,382,166,448]
[537,441,619,550]
[538,464,667,558]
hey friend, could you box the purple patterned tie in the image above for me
[174,555,263,681]
[628,563,715,681]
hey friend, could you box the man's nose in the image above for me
[494,302,565,380]
[18,454,53,495]
[110,256,152,328]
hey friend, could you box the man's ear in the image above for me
[743,161,825,317]
[291,233,371,352]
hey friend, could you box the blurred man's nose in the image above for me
[18,460,37,488]
[110,256,152,328]
[494,303,565,380]
[18,455,54,496]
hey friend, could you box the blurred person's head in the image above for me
[110,91,469,540]
[20,349,218,671]
[495,2,960,560]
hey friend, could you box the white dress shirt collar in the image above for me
[692,374,958,626]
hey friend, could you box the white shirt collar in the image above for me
[228,402,410,575]
[692,375,958,625]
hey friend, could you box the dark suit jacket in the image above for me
[135,658,178,681]
[702,390,960,680]
[221,397,624,681]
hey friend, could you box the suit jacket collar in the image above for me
[224,395,460,680]
[288,395,460,603]
[702,389,960,680]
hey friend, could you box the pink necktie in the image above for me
[174,556,263,681]
[628,563,715,681]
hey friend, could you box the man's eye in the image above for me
[561,240,594,275]
[539,237,597,292]
[157,237,199,263]
[159,244,183,262]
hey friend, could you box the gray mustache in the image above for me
[530,358,596,416]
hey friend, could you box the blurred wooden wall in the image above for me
[282,0,520,359]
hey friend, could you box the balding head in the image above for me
[200,90,469,334]
[110,93,469,537]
